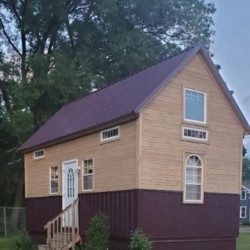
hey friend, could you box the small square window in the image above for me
[101,126,119,142]
[34,149,45,159]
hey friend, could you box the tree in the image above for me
[0,0,216,212]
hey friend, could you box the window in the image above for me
[184,155,203,203]
[83,159,93,191]
[184,89,206,123]
[34,149,45,159]
[50,166,58,194]
[240,206,247,219]
[67,168,75,197]
[241,190,247,200]
[182,127,208,141]
[101,126,119,142]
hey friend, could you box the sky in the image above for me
[208,0,250,156]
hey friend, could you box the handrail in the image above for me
[44,199,80,249]
[44,198,79,229]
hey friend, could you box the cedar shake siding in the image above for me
[26,190,239,250]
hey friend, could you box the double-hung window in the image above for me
[83,159,93,191]
[50,166,59,194]
[240,206,247,219]
[241,190,247,200]
[184,155,203,203]
[184,89,206,124]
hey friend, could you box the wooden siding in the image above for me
[26,190,238,250]
[139,53,243,194]
[24,121,138,198]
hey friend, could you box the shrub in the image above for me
[15,232,36,250]
[129,229,152,250]
[84,214,109,250]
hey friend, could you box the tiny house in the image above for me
[240,182,250,224]
[20,44,250,250]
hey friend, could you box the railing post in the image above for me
[72,202,76,249]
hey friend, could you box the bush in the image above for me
[15,232,36,250]
[84,214,109,250]
[129,229,152,250]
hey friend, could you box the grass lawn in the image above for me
[0,236,16,250]
[0,233,249,249]
[237,233,250,250]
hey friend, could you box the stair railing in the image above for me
[44,199,80,249]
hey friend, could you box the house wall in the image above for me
[24,120,138,198]
[139,52,243,194]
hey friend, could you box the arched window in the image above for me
[184,155,203,203]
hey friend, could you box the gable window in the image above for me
[182,127,208,141]
[50,166,58,194]
[83,159,93,191]
[184,155,203,203]
[241,190,247,200]
[184,89,206,124]
[34,149,45,159]
[240,206,247,219]
[101,126,119,142]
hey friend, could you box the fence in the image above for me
[0,207,26,237]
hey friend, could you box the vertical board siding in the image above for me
[26,190,238,249]
[137,190,239,239]
[152,239,236,250]
[78,190,138,239]
[26,196,62,233]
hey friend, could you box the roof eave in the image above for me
[19,112,139,154]
[199,46,250,134]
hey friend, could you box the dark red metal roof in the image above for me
[19,44,250,152]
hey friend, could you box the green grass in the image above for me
[0,236,17,250]
[237,233,250,250]
[0,233,249,250]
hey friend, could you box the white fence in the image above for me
[0,207,26,237]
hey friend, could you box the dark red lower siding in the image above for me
[25,196,61,244]
[26,190,239,249]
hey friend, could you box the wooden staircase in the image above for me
[44,199,81,250]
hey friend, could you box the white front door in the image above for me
[62,159,78,210]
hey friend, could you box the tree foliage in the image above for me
[0,0,215,206]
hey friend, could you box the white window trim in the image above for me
[183,154,204,204]
[82,159,94,192]
[182,127,208,142]
[49,166,59,195]
[240,206,247,219]
[241,190,247,200]
[33,149,45,159]
[100,126,120,142]
[183,88,207,125]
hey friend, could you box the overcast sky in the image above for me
[208,0,250,156]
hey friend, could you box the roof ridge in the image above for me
[62,44,201,108]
